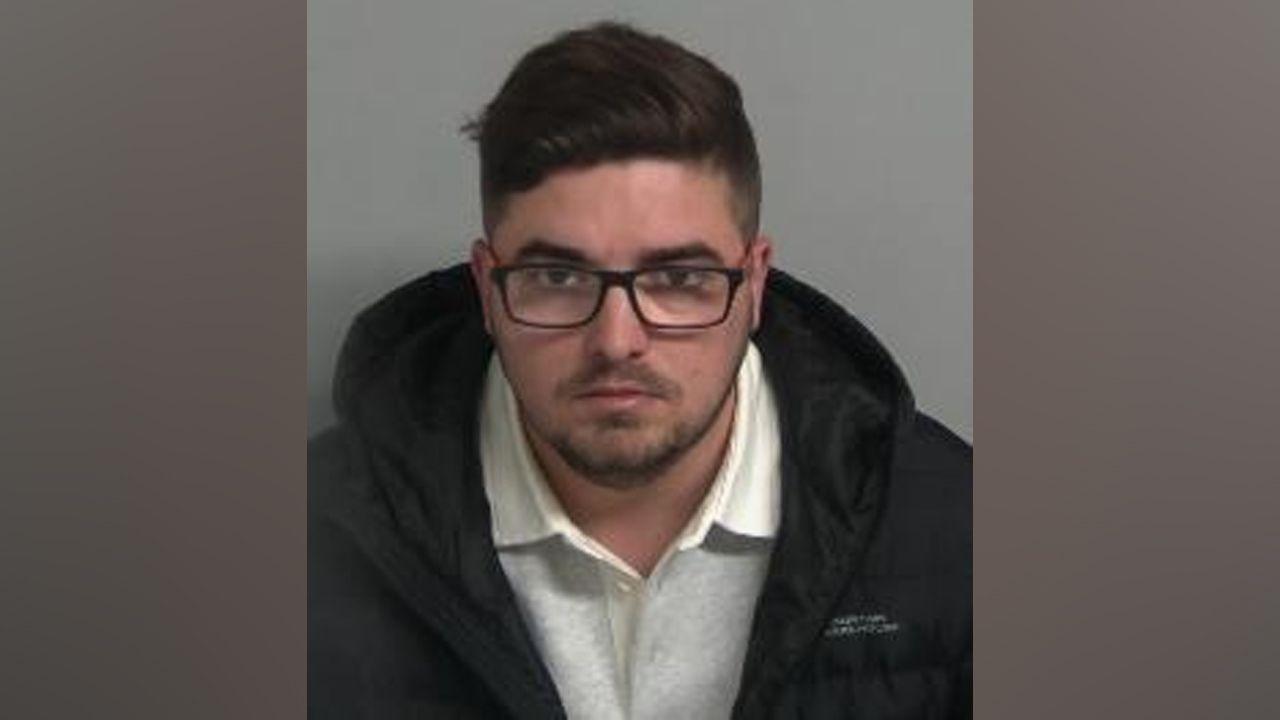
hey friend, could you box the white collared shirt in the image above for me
[479,342,782,720]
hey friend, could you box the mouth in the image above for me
[578,384,655,397]
[574,385,663,409]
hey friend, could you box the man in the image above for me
[309,21,970,719]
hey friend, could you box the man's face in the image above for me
[470,159,772,488]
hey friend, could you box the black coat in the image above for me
[309,264,972,719]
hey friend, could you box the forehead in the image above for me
[490,159,744,265]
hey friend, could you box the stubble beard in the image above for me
[515,337,749,491]
[545,378,737,490]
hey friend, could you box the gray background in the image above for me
[308,0,972,440]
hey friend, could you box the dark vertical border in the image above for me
[978,1,1280,717]
[2,2,305,716]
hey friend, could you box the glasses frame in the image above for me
[488,257,748,330]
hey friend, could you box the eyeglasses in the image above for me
[488,251,749,330]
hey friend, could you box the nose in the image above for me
[584,285,650,361]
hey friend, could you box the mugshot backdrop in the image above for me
[308,0,972,441]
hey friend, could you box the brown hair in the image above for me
[463,22,761,239]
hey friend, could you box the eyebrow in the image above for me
[637,242,727,266]
[512,239,591,264]
[512,238,729,266]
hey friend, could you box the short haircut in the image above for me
[463,21,762,240]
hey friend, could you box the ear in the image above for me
[747,234,773,331]
[469,238,495,335]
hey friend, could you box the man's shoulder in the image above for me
[869,411,971,572]
[889,411,971,518]
[308,425,375,527]
[309,425,347,469]
[308,426,351,497]
[897,412,972,481]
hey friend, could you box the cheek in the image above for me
[494,331,576,402]
[671,331,745,398]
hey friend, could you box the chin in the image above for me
[574,423,671,459]
[552,424,686,486]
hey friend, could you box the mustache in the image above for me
[557,362,680,400]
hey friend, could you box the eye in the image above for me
[531,267,583,287]
[651,268,710,289]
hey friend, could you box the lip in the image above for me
[577,385,656,398]
[574,385,661,409]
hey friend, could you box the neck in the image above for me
[525,390,737,577]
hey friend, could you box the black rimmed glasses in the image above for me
[488,250,749,330]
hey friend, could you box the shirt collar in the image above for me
[478,355,564,546]
[479,342,781,550]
